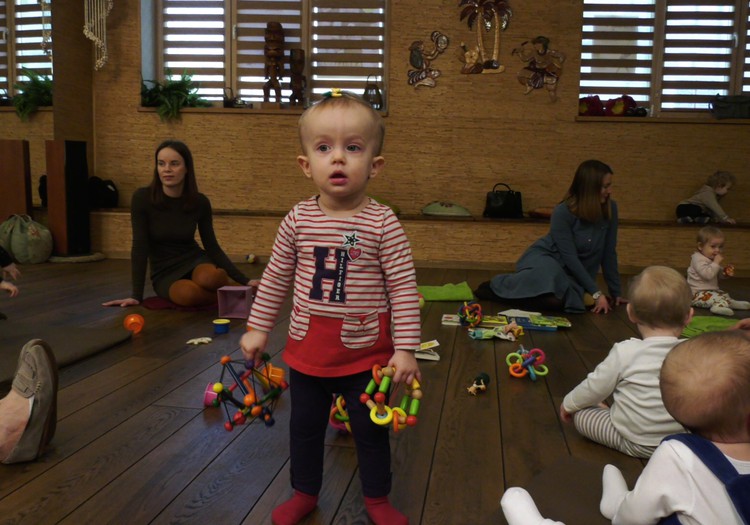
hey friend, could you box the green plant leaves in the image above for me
[141,70,211,122]
[13,68,53,121]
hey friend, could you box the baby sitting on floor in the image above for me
[501,330,750,524]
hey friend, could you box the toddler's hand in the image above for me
[724,217,737,225]
[714,253,724,266]
[389,350,421,387]
[240,328,269,368]
[723,264,735,277]
[1,281,19,297]
[559,403,573,423]
[2,262,20,281]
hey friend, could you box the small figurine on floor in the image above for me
[467,373,490,395]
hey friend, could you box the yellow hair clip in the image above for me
[323,88,343,99]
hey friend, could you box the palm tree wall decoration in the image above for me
[459,0,512,72]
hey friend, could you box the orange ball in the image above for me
[124,313,145,334]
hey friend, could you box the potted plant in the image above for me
[13,68,53,120]
[141,70,211,122]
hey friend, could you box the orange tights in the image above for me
[168,263,228,306]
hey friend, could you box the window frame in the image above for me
[579,0,750,118]
[0,0,54,97]
[149,0,389,110]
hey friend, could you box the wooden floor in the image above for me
[1,259,748,525]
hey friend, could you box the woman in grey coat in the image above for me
[476,160,626,313]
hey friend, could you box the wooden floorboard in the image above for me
[1,259,748,524]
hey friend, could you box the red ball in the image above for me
[123,313,145,334]
[233,412,246,425]
[406,415,418,427]
[359,393,370,404]
[374,392,386,404]
[224,421,234,431]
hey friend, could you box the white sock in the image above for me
[501,487,565,525]
[600,464,628,519]
[710,304,734,316]
[729,299,750,310]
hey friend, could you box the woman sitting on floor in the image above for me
[103,140,254,308]
[475,159,626,313]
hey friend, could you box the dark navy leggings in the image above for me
[288,368,392,498]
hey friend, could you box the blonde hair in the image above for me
[298,91,385,155]
[661,331,750,440]
[628,266,691,329]
[696,225,724,245]
[706,170,736,189]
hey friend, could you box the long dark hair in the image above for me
[562,159,613,222]
[149,140,200,210]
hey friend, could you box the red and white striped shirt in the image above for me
[248,197,421,376]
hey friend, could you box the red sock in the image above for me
[272,490,318,525]
[364,496,408,525]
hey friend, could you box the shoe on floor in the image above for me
[710,305,734,316]
[676,217,694,224]
[2,339,58,464]
[695,216,711,224]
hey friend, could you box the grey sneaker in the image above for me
[2,340,58,464]
[677,217,694,224]
[695,216,711,224]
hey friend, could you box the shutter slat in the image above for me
[156,0,386,106]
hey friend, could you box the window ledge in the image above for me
[138,105,305,116]
[576,115,750,124]
[0,106,52,114]
[137,105,389,117]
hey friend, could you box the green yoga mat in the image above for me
[417,281,475,302]
[0,321,131,385]
[681,315,738,338]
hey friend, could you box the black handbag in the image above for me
[483,183,523,218]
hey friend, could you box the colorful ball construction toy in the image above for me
[203,353,288,431]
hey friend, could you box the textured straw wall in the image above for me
[1,0,748,270]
